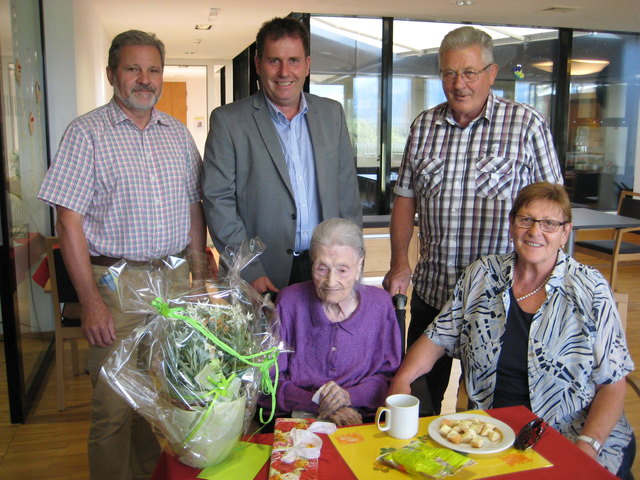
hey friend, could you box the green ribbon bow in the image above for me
[151,297,280,444]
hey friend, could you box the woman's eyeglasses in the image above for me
[514,418,548,450]
[514,215,567,233]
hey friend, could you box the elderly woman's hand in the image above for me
[318,381,351,418]
[326,406,362,426]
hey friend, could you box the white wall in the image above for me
[184,71,208,156]
[72,0,109,113]
[165,60,231,112]
[42,0,109,152]
[164,65,208,155]
[42,0,78,153]
[164,58,231,156]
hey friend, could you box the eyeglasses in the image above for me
[440,64,492,83]
[514,215,568,233]
[514,418,548,450]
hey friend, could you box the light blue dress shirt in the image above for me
[266,93,320,252]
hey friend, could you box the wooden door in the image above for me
[156,81,187,125]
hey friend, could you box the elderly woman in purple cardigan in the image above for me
[274,218,402,426]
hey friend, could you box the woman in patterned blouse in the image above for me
[389,182,635,478]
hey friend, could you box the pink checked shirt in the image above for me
[39,99,202,260]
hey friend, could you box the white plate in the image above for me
[428,413,515,454]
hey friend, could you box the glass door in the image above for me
[0,0,55,423]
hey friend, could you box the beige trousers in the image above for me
[87,262,188,480]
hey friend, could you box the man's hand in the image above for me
[318,381,351,418]
[251,276,279,294]
[327,406,362,426]
[206,251,219,279]
[384,195,416,295]
[56,206,117,348]
[382,264,412,296]
[81,298,117,347]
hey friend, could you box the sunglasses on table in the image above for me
[514,418,548,450]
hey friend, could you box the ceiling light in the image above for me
[533,59,610,75]
[452,0,475,5]
[209,8,219,22]
[195,24,212,30]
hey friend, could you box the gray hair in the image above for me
[108,30,165,70]
[310,218,365,261]
[439,26,494,66]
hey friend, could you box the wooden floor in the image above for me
[0,257,638,479]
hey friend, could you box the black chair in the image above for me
[393,294,436,417]
[574,190,640,290]
[46,237,85,410]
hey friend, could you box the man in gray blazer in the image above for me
[202,17,361,293]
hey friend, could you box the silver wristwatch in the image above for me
[576,435,602,454]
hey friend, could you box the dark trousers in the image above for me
[617,432,636,480]
[408,294,453,415]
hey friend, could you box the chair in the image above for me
[393,294,436,417]
[455,374,470,413]
[574,190,640,290]
[45,236,85,411]
[613,292,640,398]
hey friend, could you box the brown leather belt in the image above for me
[90,250,186,268]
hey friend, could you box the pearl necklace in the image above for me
[515,273,552,302]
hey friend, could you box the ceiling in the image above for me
[90,0,640,62]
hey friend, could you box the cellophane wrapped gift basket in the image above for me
[101,239,284,468]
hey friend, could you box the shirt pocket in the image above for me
[415,156,445,198]
[474,155,516,200]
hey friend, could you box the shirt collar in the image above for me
[264,91,308,124]
[310,286,361,335]
[107,97,168,129]
[442,90,494,127]
[499,248,567,293]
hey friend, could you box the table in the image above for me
[151,406,617,480]
[567,207,640,256]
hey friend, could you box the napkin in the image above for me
[268,418,333,480]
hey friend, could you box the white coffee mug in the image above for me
[375,394,419,439]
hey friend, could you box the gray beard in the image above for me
[113,85,159,111]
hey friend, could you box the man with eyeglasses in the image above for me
[383,26,562,414]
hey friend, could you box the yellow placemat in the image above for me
[329,411,552,480]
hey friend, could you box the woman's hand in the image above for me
[318,381,351,418]
[327,406,362,426]
[575,439,599,459]
[387,379,412,397]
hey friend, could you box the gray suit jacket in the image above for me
[202,91,362,288]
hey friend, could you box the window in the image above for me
[391,22,558,172]
[304,15,639,214]
[310,16,382,214]
[565,32,640,210]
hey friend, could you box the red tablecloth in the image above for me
[152,406,617,480]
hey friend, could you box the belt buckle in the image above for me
[149,258,165,268]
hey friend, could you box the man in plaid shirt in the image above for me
[38,30,207,480]
[383,26,562,414]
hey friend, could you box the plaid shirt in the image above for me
[39,99,202,260]
[394,92,562,308]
